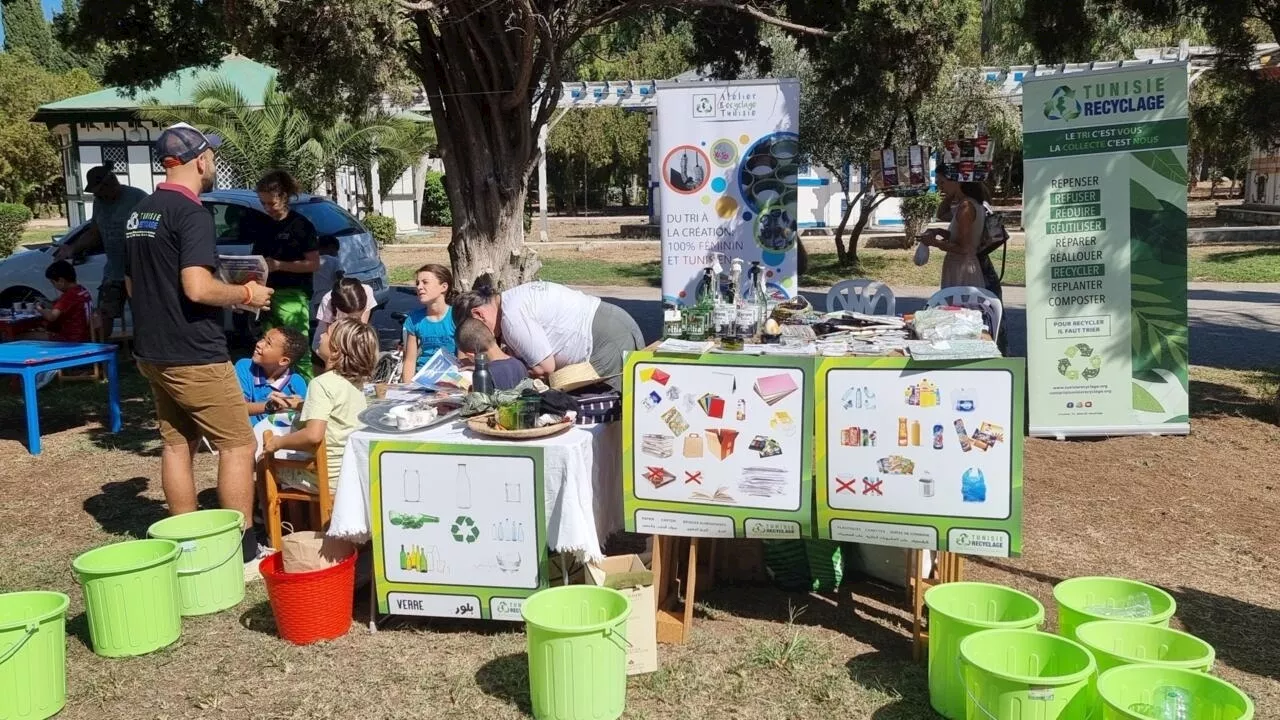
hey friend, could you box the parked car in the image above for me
[0,190,390,329]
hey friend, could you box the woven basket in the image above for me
[466,413,574,440]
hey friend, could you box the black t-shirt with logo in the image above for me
[242,211,318,293]
[124,185,227,364]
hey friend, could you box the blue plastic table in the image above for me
[0,341,121,455]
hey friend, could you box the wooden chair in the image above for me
[259,430,332,550]
[909,549,965,661]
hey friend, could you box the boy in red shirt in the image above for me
[39,261,92,342]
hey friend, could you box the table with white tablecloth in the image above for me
[328,419,624,562]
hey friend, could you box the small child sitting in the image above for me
[38,261,92,342]
[234,327,309,426]
[264,317,378,493]
[455,317,529,390]
[313,276,376,354]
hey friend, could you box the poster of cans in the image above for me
[814,357,1025,557]
[940,135,995,181]
[622,351,814,539]
[655,78,801,306]
[369,441,548,621]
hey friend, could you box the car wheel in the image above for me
[0,287,49,308]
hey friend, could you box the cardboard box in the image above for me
[586,554,658,675]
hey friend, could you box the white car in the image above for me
[0,190,390,327]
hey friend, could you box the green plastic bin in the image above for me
[960,629,1097,720]
[1098,665,1254,720]
[0,592,68,720]
[522,585,631,720]
[1076,621,1214,675]
[148,509,245,616]
[72,538,182,658]
[1053,577,1175,642]
[925,582,1046,720]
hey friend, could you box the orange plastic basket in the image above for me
[260,551,355,644]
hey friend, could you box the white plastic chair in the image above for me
[926,286,1003,340]
[826,279,896,315]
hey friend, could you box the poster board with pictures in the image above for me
[623,351,813,539]
[815,357,1025,557]
[370,441,548,621]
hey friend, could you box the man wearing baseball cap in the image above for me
[54,166,148,329]
[125,122,274,578]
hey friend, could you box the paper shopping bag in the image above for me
[683,433,703,458]
[282,531,355,574]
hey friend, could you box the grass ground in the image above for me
[0,363,1276,718]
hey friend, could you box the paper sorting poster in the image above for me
[814,358,1025,557]
[655,78,801,305]
[369,442,547,621]
[622,351,813,539]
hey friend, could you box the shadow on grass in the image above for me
[849,651,932,718]
[1201,246,1280,265]
[239,600,278,637]
[66,611,93,651]
[1190,373,1279,423]
[82,477,168,539]
[475,653,532,714]
[1173,586,1279,682]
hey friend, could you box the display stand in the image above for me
[909,549,964,661]
[652,534,698,644]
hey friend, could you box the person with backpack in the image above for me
[925,177,1010,352]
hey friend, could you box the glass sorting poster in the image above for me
[622,351,813,539]
[815,358,1025,557]
[370,441,547,621]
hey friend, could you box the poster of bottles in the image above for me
[369,441,548,621]
[814,357,1025,557]
[622,350,814,539]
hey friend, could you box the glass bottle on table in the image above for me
[741,261,767,342]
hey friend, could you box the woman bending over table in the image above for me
[452,281,644,391]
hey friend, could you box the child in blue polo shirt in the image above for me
[235,327,310,425]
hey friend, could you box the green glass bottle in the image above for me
[399,544,408,571]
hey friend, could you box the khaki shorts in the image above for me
[97,280,127,322]
[137,361,254,450]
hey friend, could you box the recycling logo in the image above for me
[1043,85,1082,121]
[1058,343,1101,381]
[450,516,479,543]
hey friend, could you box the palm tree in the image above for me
[374,118,438,203]
[140,77,393,193]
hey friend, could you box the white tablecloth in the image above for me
[328,419,624,561]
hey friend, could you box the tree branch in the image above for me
[677,0,834,37]
[397,0,438,13]
[505,0,540,112]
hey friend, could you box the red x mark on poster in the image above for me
[835,477,857,494]
[863,478,883,496]
[684,471,703,485]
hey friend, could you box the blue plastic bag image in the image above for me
[961,468,986,503]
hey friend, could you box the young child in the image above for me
[313,276,376,354]
[455,317,529,390]
[234,327,309,426]
[401,263,456,383]
[264,317,377,492]
[38,261,92,342]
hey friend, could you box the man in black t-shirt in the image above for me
[125,122,274,576]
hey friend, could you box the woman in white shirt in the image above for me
[313,276,375,354]
[452,281,644,390]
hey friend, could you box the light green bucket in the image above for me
[960,629,1097,720]
[148,509,245,616]
[0,592,69,720]
[72,539,182,658]
[1076,621,1214,675]
[1098,665,1254,720]
[1053,577,1175,643]
[925,582,1046,720]
[522,585,631,720]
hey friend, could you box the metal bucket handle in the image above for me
[176,527,248,577]
[604,624,632,652]
[957,661,1094,720]
[0,623,38,665]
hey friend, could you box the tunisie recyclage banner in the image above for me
[1022,63,1190,437]
[655,78,800,305]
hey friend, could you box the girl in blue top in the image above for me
[401,263,457,381]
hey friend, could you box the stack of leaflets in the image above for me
[906,339,1002,360]
[217,255,269,316]
[641,434,674,458]
[411,349,470,391]
[753,373,799,405]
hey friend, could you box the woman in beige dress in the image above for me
[919,175,987,289]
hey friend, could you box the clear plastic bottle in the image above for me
[455,464,472,509]
[1154,686,1190,720]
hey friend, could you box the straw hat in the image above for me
[549,363,619,393]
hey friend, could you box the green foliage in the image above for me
[0,202,33,257]
[375,120,436,201]
[421,171,451,226]
[363,213,397,247]
[0,50,98,209]
[900,192,941,228]
[2,0,57,68]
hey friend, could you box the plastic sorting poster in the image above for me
[369,441,547,621]
[622,350,813,539]
[654,78,801,305]
[814,358,1025,557]
[1022,63,1189,437]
